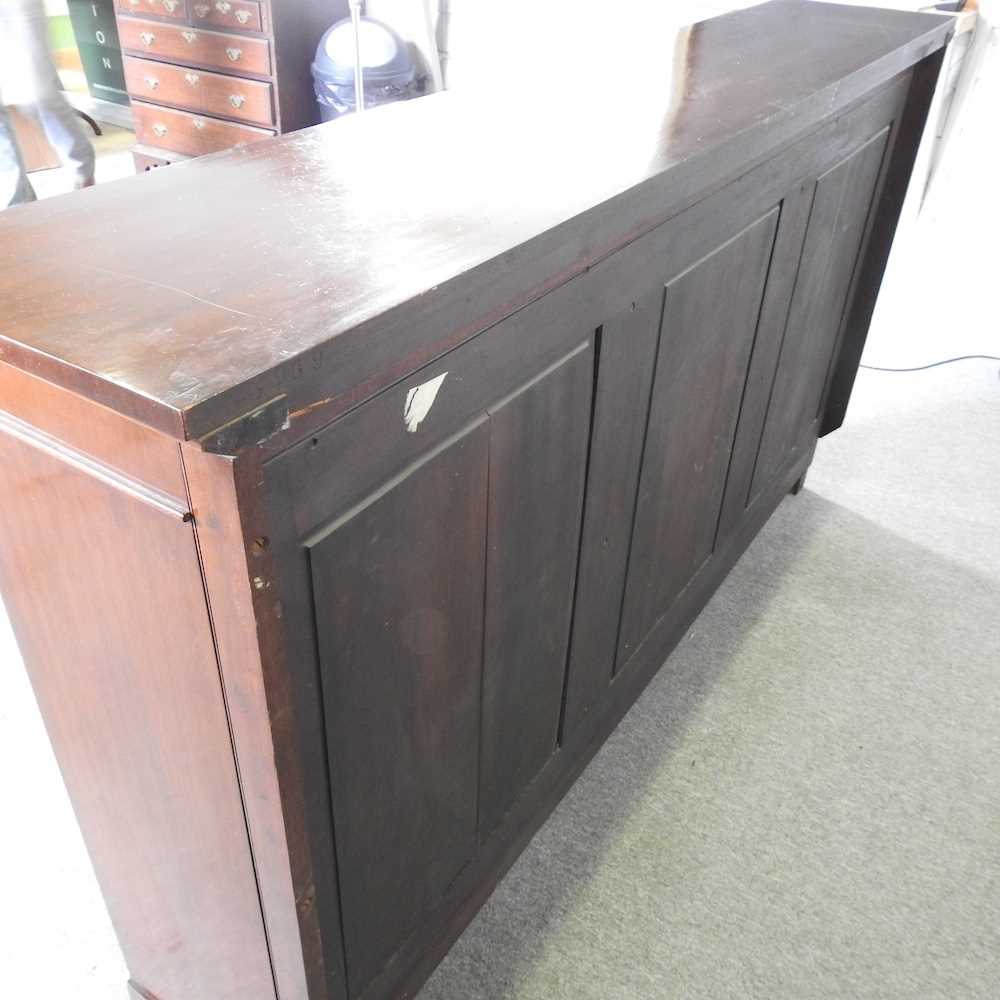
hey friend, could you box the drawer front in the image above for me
[132,100,273,156]
[118,16,270,75]
[116,0,186,20]
[124,56,274,126]
[190,0,264,33]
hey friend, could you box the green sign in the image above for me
[67,0,129,107]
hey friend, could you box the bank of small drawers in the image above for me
[124,55,274,126]
[191,0,264,33]
[114,0,275,166]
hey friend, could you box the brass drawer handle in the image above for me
[182,30,197,43]
[184,72,200,86]
[215,0,231,11]
[229,94,246,109]
[152,123,168,137]
[139,31,155,45]
[235,9,250,24]
[193,3,208,15]
[162,0,178,11]
[144,75,159,89]
[192,118,206,130]
[225,46,241,61]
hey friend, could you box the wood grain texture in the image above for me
[117,15,271,74]
[270,292,588,542]
[309,421,490,996]
[170,61,929,1000]
[0,2,951,441]
[750,129,891,502]
[0,418,275,1000]
[181,444,342,1000]
[617,210,779,668]
[0,362,187,501]
[5,107,60,170]
[114,0,333,167]
[124,55,276,126]
[820,50,945,437]
[133,99,274,156]
[247,67,917,462]
[355,444,819,1000]
[479,343,593,835]
[0,11,948,1000]
[714,184,817,544]
[561,295,662,739]
[260,466,355,1000]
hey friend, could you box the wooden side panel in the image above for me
[255,78,919,1000]
[182,445,339,1000]
[478,345,593,835]
[822,53,944,436]
[749,128,891,500]
[560,293,662,739]
[265,334,593,995]
[0,420,275,999]
[617,210,779,668]
[716,184,817,542]
[309,421,490,995]
[0,362,187,500]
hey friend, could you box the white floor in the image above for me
[25,121,136,202]
[0,31,996,1000]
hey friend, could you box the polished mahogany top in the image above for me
[0,1,950,442]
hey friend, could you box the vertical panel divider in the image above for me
[556,326,604,748]
[611,285,668,676]
[475,415,493,846]
[710,198,785,554]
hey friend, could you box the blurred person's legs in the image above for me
[0,105,37,206]
[0,0,95,208]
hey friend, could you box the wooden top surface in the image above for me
[0,1,951,443]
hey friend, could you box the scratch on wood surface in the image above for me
[289,395,335,421]
[88,265,257,319]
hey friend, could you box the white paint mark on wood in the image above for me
[404,372,447,432]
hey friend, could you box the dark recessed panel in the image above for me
[617,209,780,668]
[309,420,489,994]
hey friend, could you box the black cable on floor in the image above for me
[860,355,1000,373]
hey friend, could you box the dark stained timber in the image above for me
[310,421,490,995]
[0,4,950,999]
[617,210,780,669]
[479,344,593,836]
[749,129,892,502]
[0,2,951,442]
[562,293,663,739]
